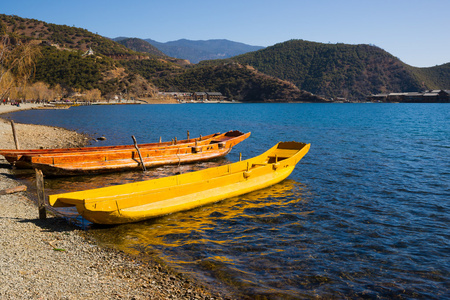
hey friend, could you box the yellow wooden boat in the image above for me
[48,141,310,225]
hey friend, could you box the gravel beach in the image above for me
[0,104,224,299]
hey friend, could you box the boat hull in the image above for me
[31,131,250,176]
[33,147,232,176]
[0,132,220,168]
[49,141,310,224]
[78,164,296,224]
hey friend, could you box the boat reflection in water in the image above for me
[86,179,312,295]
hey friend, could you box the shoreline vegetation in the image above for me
[0,103,225,299]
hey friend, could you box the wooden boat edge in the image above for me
[32,131,250,176]
[0,131,230,167]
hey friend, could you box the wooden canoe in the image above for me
[48,141,310,224]
[31,131,251,176]
[0,132,220,169]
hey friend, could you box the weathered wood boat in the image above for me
[48,141,310,224]
[0,132,220,169]
[31,131,251,176]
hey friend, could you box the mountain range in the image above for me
[1,14,449,102]
[114,37,264,64]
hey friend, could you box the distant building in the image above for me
[168,92,193,101]
[368,90,450,103]
[82,47,94,56]
[158,91,226,102]
[206,92,225,101]
[194,92,208,101]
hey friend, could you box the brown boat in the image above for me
[0,132,220,169]
[31,131,251,176]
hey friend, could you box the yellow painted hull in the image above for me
[48,141,310,224]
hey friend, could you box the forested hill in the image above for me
[230,40,450,100]
[406,63,450,91]
[147,63,326,103]
[114,37,166,57]
[1,14,322,102]
[0,14,173,99]
[0,14,143,58]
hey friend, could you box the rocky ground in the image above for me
[0,104,225,299]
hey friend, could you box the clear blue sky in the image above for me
[2,0,449,67]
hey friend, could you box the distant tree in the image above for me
[82,88,102,101]
[0,34,41,100]
[52,84,64,100]
[25,82,51,100]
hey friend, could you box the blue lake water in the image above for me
[4,103,450,298]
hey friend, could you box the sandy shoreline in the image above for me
[0,104,224,299]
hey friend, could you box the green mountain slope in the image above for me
[151,63,326,102]
[232,40,450,100]
[0,14,160,98]
[115,38,166,57]
[407,63,450,90]
[0,14,142,57]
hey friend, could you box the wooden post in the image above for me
[35,169,47,219]
[159,136,162,143]
[132,136,147,171]
[187,130,190,140]
[177,147,181,167]
[239,152,242,161]
[10,120,20,150]
[174,137,177,145]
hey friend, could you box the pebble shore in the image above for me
[0,104,224,299]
